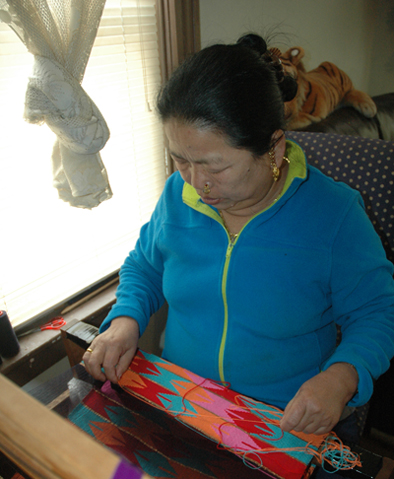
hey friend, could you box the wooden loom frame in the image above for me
[0,374,152,479]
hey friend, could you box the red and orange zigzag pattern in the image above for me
[118,349,328,479]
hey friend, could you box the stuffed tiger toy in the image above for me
[275,46,377,130]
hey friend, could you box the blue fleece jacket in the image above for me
[101,140,394,410]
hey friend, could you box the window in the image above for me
[0,0,167,327]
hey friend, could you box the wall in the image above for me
[199,0,394,97]
[368,0,394,95]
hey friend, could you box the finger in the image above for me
[299,420,325,435]
[101,364,118,383]
[83,349,107,382]
[301,412,338,435]
[283,413,322,435]
[103,344,136,383]
[280,399,306,432]
[283,407,335,435]
[308,424,333,436]
[102,352,122,383]
[116,347,137,380]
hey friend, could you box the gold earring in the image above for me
[203,183,211,194]
[269,148,280,181]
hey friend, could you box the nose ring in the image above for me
[203,183,211,194]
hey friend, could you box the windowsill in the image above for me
[0,283,118,386]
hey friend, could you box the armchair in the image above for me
[286,130,394,440]
[294,93,394,142]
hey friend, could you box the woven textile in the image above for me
[69,350,362,478]
[69,379,271,479]
[118,350,327,479]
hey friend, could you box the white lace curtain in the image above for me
[0,0,112,208]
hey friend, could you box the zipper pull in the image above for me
[226,243,234,258]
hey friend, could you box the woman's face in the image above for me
[164,119,275,215]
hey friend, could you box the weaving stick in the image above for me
[0,374,152,479]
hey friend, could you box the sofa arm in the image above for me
[293,93,394,141]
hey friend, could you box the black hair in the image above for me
[156,33,298,157]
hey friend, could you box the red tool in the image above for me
[18,317,66,337]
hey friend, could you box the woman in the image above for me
[83,34,394,438]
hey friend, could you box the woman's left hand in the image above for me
[279,362,359,435]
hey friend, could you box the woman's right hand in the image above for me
[82,316,140,383]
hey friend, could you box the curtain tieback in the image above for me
[25,55,109,154]
[24,55,112,209]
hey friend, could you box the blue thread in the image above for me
[242,451,263,470]
[321,435,360,473]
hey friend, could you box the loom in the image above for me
[0,373,152,479]
[0,347,392,479]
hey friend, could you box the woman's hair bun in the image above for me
[280,75,298,102]
[236,33,267,56]
[237,33,298,102]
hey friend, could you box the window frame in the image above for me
[0,0,200,386]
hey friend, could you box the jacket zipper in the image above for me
[218,233,237,383]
